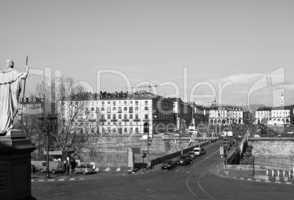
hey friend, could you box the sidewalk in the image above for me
[31,165,161,183]
[212,163,294,186]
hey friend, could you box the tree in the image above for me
[29,76,96,159]
[53,77,98,157]
[22,107,47,160]
[55,100,86,155]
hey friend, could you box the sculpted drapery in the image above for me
[0,68,28,136]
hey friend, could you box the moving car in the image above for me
[161,160,177,170]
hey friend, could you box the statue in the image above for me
[0,59,29,136]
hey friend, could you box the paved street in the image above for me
[32,141,294,200]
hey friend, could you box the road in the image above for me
[32,141,294,200]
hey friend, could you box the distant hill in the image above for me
[244,104,267,112]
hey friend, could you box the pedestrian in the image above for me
[66,156,70,175]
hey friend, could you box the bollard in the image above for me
[283,170,286,177]
[277,170,280,177]
[266,169,269,176]
[271,169,275,177]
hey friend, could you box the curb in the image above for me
[218,172,294,186]
[32,167,127,183]
[32,177,85,183]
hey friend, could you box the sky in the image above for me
[0,0,294,106]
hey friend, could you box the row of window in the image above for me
[101,114,149,120]
[101,127,141,134]
[258,118,291,121]
[209,117,243,119]
[101,100,149,106]
[72,127,143,135]
[85,106,150,113]
[75,100,150,107]
[100,121,146,125]
[209,119,243,124]
[74,120,148,127]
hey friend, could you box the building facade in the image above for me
[191,104,209,126]
[172,98,193,130]
[255,105,294,126]
[208,105,245,126]
[255,107,271,124]
[58,95,190,137]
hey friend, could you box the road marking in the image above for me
[185,146,220,200]
[197,176,217,200]
[58,178,65,182]
[193,149,219,200]
[69,178,75,181]
[185,176,201,199]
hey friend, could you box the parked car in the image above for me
[177,156,193,166]
[188,151,196,159]
[75,163,96,175]
[193,147,206,156]
[161,160,177,170]
[128,167,139,174]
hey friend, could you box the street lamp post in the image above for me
[147,136,151,167]
[143,120,152,168]
[46,121,50,178]
[252,155,255,177]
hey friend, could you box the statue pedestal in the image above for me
[0,130,35,200]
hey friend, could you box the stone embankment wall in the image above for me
[79,135,193,167]
[248,138,294,169]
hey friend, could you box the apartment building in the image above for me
[208,105,245,125]
[255,105,294,126]
[255,107,271,124]
[58,94,186,137]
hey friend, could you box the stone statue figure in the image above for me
[0,59,29,136]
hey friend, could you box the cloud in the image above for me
[209,68,290,105]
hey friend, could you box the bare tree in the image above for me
[26,77,98,158]
[54,100,86,154]
[53,77,94,156]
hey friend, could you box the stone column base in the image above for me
[0,129,35,200]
